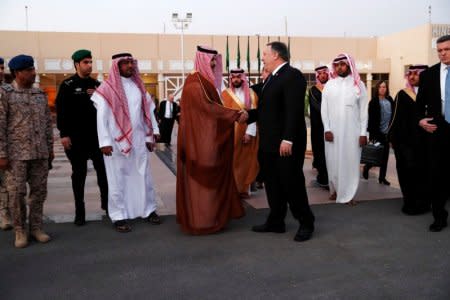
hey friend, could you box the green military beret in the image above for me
[71,49,92,62]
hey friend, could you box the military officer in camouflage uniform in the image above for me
[0,56,11,230]
[56,49,108,226]
[0,55,54,248]
[0,56,12,231]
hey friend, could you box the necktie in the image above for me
[445,66,450,123]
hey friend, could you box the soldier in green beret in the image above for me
[55,49,108,226]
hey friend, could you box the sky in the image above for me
[0,0,449,37]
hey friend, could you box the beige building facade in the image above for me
[0,23,448,107]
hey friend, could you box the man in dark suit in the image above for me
[416,35,450,232]
[157,93,179,146]
[245,42,315,242]
[250,67,270,190]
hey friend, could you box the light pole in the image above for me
[172,13,192,86]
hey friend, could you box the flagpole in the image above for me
[288,36,291,64]
[257,34,261,83]
[226,35,230,87]
[247,36,251,85]
[237,36,241,69]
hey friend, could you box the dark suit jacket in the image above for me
[55,74,100,147]
[416,63,445,127]
[367,95,394,142]
[250,82,264,99]
[157,100,179,121]
[248,63,307,153]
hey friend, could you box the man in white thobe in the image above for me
[91,53,160,232]
[321,54,368,205]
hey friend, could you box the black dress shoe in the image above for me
[147,212,162,225]
[362,165,369,179]
[429,220,448,232]
[252,223,285,233]
[74,218,86,226]
[294,226,314,242]
[378,178,390,186]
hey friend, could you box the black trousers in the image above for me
[255,150,264,183]
[365,134,390,180]
[260,151,314,228]
[159,117,175,144]
[424,124,450,222]
[393,143,429,212]
[311,132,328,185]
[312,145,328,185]
[65,145,108,217]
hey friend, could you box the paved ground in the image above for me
[43,125,402,223]
[1,200,449,299]
[1,124,449,299]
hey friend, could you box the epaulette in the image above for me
[0,84,14,93]
[31,87,45,94]
[63,79,74,86]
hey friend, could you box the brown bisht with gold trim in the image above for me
[176,72,245,235]
[221,88,259,196]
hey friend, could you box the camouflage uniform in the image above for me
[0,83,10,228]
[0,82,53,231]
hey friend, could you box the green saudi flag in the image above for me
[226,36,230,72]
[237,36,241,69]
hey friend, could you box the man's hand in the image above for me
[61,137,72,150]
[419,118,438,133]
[0,158,8,170]
[237,110,249,124]
[324,131,334,142]
[279,141,292,157]
[101,146,113,156]
[86,88,96,96]
[242,134,252,144]
[153,134,161,142]
[359,136,368,147]
[146,142,155,152]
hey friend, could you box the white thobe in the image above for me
[321,75,368,203]
[234,88,257,136]
[91,77,160,221]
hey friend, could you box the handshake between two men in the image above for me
[235,109,293,157]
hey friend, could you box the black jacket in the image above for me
[389,90,423,146]
[367,95,394,142]
[55,74,100,146]
[416,63,446,128]
[248,63,307,153]
[157,100,179,121]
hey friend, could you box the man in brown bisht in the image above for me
[222,68,259,198]
[176,46,246,235]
